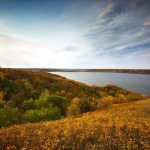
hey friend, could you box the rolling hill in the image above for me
[0,98,150,149]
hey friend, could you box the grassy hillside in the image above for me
[0,98,150,149]
[0,68,148,128]
[0,68,147,101]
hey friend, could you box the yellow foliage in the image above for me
[72,97,80,105]
[97,96,114,110]
[0,72,5,80]
[0,99,150,149]
[0,91,5,101]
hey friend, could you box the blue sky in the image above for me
[0,0,150,68]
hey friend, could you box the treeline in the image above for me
[0,68,147,127]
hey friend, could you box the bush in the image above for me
[0,106,20,127]
[30,90,40,99]
[71,97,91,113]
[126,93,142,102]
[97,96,113,110]
[47,94,68,108]
[0,91,5,101]
[79,98,91,113]
[47,94,68,115]
[67,104,80,117]
[0,101,6,108]
[23,105,61,123]
[6,100,16,107]
[33,98,48,109]
[21,98,34,110]
[114,94,127,104]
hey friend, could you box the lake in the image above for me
[51,72,150,96]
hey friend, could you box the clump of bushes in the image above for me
[21,90,67,123]
[0,90,68,127]
[23,105,61,123]
[67,97,91,117]
[0,106,20,127]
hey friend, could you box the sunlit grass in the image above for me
[0,99,150,149]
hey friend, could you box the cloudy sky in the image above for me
[0,0,150,68]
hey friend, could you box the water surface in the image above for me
[50,72,150,95]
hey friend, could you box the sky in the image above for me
[0,0,150,69]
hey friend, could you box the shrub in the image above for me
[23,105,61,123]
[71,97,91,113]
[30,90,40,99]
[79,98,91,113]
[0,106,20,127]
[0,101,6,108]
[97,96,113,110]
[6,100,16,107]
[67,104,81,117]
[47,94,68,108]
[0,91,5,101]
[33,98,48,109]
[21,98,34,110]
[47,94,68,115]
[114,94,127,104]
[126,93,142,102]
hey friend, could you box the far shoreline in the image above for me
[2,68,150,75]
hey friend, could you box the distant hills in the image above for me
[2,68,150,74]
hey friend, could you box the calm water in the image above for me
[51,72,150,96]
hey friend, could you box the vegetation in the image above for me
[0,98,149,149]
[0,68,148,128]
[0,68,149,149]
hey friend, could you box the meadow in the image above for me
[0,98,150,149]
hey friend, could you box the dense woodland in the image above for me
[0,68,147,127]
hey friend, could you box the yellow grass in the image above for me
[0,99,150,150]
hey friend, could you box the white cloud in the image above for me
[0,0,149,69]
[0,33,91,68]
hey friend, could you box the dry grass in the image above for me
[0,99,150,150]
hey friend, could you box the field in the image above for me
[0,98,150,149]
